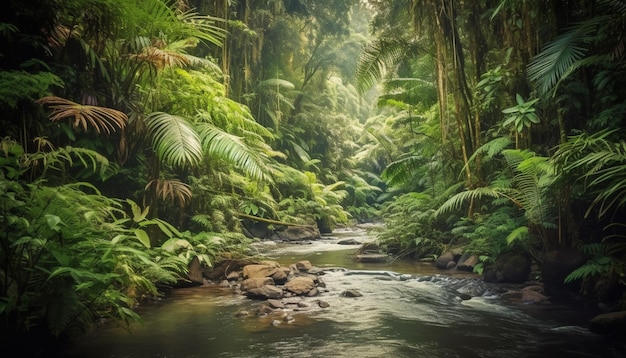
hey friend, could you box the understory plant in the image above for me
[377,192,446,259]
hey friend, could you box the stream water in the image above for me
[61,226,625,358]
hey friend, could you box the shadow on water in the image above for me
[61,226,626,358]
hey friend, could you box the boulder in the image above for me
[456,253,479,272]
[483,252,530,283]
[246,285,284,299]
[541,249,586,301]
[243,264,279,279]
[521,289,550,304]
[295,260,313,272]
[284,276,316,295]
[589,311,626,335]
[272,226,321,242]
[270,268,289,284]
[204,259,254,281]
[226,271,240,281]
[240,277,274,291]
[435,252,455,269]
[186,256,204,285]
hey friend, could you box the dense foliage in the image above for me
[1,0,625,354]
[358,0,626,303]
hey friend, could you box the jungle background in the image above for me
[1,0,625,354]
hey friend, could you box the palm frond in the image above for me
[527,16,609,95]
[144,112,202,167]
[355,38,409,94]
[36,96,127,134]
[196,123,271,182]
[145,178,192,206]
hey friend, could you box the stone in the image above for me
[589,311,626,335]
[246,285,284,299]
[483,252,530,283]
[456,253,479,271]
[435,252,455,269]
[204,259,254,281]
[521,289,550,304]
[267,299,284,309]
[541,249,587,301]
[318,300,330,308]
[243,264,279,279]
[307,287,319,297]
[295,260,313,272]
[226,271,240,281]
[270,268,289,284]
[272,226,321,242]
[341,289,363,298]
[240,277,274,291]
[235,310,249,317]
[186,256,204,285]
[284,276,316,295]
[337,238,360,245]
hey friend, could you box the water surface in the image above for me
[61,226,625,358]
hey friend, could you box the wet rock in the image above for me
[337,238,360,245]
[541,249,586,301]
[204,258,254,281]
[341,289,363,298]
[435,252,455,269]
[226,271,240,281]
[270,268,289,284]
[282,314,295,323]
[267,299,284,309]
[285,276,316,295]
[271,226,321,242]
[272,319,282,327]
[235,310,249,317]
[589,311,626,335]
[295,260,313,272]
[318,300,330,308]
[521,289,550,304]
[246,285,284,299]
[483,252,530,283]
[186,256,204,285]
[456,253,479,272]
[306,287,320,297]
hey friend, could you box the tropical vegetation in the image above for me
[1,0,625,355]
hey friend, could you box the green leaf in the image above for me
[132,228,151,248]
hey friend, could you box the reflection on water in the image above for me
[61,227,625,358]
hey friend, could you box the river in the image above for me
[61,226,625,358]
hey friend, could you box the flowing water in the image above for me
[61,226,625,358]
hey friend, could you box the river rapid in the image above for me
[61,226,625,358]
